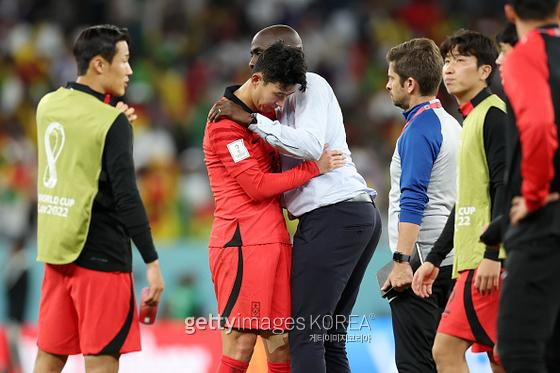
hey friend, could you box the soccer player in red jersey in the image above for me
[209,26,381,373]
[203,42,345,373]
[497,1,560,371]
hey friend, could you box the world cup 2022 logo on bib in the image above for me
[43,122,65,189]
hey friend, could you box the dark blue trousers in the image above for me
[289,201,382,373]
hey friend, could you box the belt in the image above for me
[344,192,373,203]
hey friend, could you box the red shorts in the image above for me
[37,263,141,356]
[438,268,501,356]
[209,243,291,331]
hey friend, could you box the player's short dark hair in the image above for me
[73,24,130,76]
[496,23,519,47]
[386,38,443,96]
[511,0,559,20]
[252,41,307,92]
[440,29,497,85]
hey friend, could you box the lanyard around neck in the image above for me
[403,100,442,132]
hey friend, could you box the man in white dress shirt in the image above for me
[208,25,382,373]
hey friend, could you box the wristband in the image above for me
[483,247,500,261]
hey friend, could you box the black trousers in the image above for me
[289,201,382,373]
[7,269,28,323]
[498,236,560,373]
[390,265,454,373]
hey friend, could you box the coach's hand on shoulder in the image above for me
[412,262,439,298]
[207,98,252,125]
[316,144,345,174]
[383,262,413,292]
[116,101,138,123]
[145,259,164,306]
[474,258,501,295]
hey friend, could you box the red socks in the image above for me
[217,355,249,373]
[267,361,290,373]
[216,355,290,373]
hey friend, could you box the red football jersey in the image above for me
[204,119,293,247]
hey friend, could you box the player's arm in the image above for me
[104,113,163,304]
[236,146,344,201]
[235,162,317,202]
[209,122,344,201]
[424,206,455,267]
[484,107,507,221]
[479,107,507,253]
[503,38,558,214]
[474,104,508,295]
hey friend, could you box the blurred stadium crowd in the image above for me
[1,0,508,320]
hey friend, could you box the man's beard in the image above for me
[394,96,410,111]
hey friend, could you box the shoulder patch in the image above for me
[227,139,250,163]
